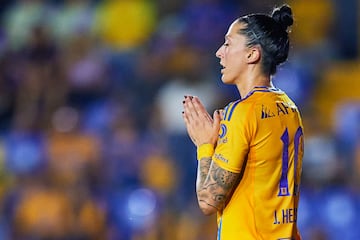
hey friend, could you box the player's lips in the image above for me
[220,63,226,72]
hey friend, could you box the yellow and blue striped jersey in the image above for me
[213,86,304,240]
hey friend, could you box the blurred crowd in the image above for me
[0,0,359,239]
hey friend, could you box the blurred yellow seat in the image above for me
[291,0,334,48]
[314,61,360,130]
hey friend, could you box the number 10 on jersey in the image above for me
[278,127,303,197]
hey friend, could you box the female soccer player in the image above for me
[182,4,304,240]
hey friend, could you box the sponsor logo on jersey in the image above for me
[219,123,227,138]
[214,153,228,163]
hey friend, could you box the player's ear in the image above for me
[246,46,261,63]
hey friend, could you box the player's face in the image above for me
[216,21,250,85]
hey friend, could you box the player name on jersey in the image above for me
[273,208,298,225]
[261,102,298,119]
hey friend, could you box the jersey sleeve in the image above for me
[213,101,256,173]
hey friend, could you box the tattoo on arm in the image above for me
[196,158,240,211]
[198,157,212,184]
[198,199,220,210]
[214,167,238,190]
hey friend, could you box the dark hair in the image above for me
[238,5,293,75]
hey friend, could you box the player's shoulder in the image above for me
[222,99,255,122]
[250,86,296,108]
[222,87,290,122]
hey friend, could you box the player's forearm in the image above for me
[196,144,214,189]
[196,156,211,185]
[196,143,219,215]
[196,144,240,215]
[196,156,219,215]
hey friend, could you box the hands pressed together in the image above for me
[182,96,222,147]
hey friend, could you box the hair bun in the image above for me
[271,5,293,31]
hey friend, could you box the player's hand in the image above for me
[182,96,221,147]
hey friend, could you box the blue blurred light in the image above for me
[126,188,157,229]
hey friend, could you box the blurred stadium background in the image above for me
[0,0,359,239]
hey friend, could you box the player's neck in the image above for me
[236,73,271,98]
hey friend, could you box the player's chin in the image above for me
[220,75,233,85]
